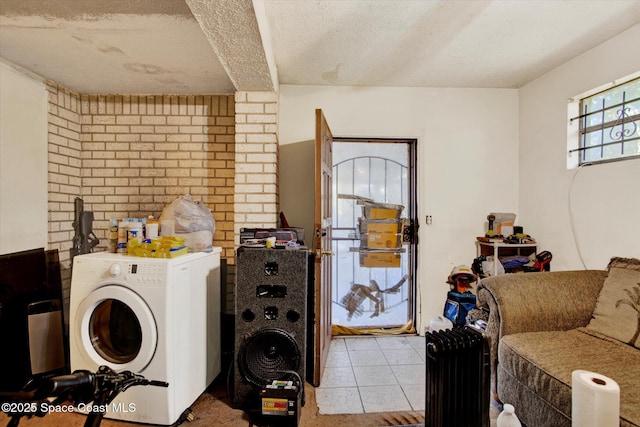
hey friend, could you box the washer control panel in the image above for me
[105,261,168,285]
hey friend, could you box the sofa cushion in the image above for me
[499,328,640,426]
[587,257,640,349]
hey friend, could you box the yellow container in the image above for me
[126,236,188,258]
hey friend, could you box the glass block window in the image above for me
[575,77,640,165]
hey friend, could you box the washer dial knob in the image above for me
[109,263,122,277]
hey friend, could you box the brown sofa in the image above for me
[476,269,640,427]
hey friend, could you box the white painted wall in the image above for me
[0,61,48,254]
[519,24,640,271]
[279,139,315,249]
[279,85,519,332]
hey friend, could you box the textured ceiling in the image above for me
[263,0,640,88]
[0,0,237,94]
[0,0,639,94]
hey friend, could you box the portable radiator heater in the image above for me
[425,326,490,427]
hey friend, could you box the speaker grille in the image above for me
[233,248,308,408]
[238,328,301,388]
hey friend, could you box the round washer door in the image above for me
[74,285,157,373]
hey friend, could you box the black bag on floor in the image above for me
[443,291,477,326]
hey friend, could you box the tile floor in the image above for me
[316,335,426,415]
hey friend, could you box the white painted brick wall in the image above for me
[234,91,279,243]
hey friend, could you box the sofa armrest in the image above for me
[476,269,607,396]
[479,270,606,336]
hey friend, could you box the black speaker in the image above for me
[233,247,308,409]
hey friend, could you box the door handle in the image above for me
[314,249,333,258]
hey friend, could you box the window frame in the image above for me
[568,76,640,166]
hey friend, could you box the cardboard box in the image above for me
[358,219,403,234]
[359,251,401,268]
[337,195,404,220]
[362,202,404,220]
[360,233,402,249]
[359,219,403,249]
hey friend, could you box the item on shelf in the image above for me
[476,238,539,276]
[472,255,487,277]
[117,220,128,253]
[500,256,531,269]
[108,218,118,253]
[128,221,143,244]
[443,291,477,326]
[447,265,478,293]
[240,227,304,245]
[476,236,505,243]
[359,218,403,249]
[146,216,159,239]
[339,194,406,268]
[159,194,215,252]
[501,225,514,237]
[358,250,402,268]
[523,251,553,272]
[338,194,405,219]
[127,236,188,258]
[486,212,516,237]
[483,256,505,276]
[486,214,497,237]
[443,264,478,325]
[504,234,536,244]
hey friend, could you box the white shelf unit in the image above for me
[476,240,537,276]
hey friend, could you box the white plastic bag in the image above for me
[481,256,505,276]
[159,195,215,252]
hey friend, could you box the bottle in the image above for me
[497,404,522,427]
[108,218,118,253]
[160,219,175,237]
[146,216,159,240]
[117,221,128,253]
[128,221,143,243]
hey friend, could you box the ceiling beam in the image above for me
[186,0,276,91]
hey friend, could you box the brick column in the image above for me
[234,91,279,245]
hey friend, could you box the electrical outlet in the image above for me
[426,215,433,225]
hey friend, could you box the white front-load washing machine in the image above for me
[69,250,221,425]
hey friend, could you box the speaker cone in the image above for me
[238,328,301,387]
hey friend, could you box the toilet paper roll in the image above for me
[572,370,620,427]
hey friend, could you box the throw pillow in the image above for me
[587,257,640,349]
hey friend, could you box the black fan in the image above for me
[237,328,301,388]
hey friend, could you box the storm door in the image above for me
[331,139,417,329]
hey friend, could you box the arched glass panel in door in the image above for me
[331,141,412,328]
